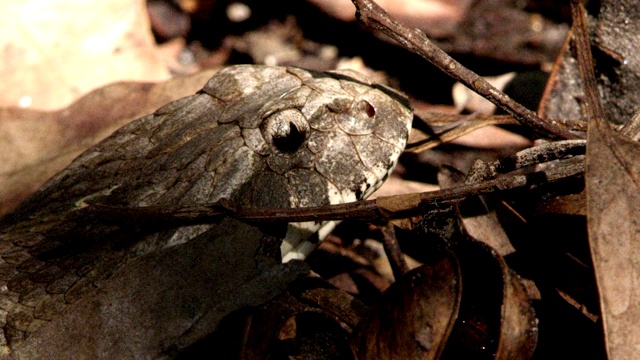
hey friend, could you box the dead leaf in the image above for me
[352,251,462,359]
[452,72,515,114]
[0,0,170,110]
[352,205,537,359]
[442,237,537,360]
[308,0,472,39]
[181,278,366,359]
[539,0,640,126]
[586,109,640,359]
[564,0,640,357]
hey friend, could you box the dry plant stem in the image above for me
[407,114,518,153]
[413,113,518,126]
[351,0,582,140]
[92,157,584,226]
[414,113,587,132]
[380,223,409,279]
[408,114,587,153]
[493,140,586,173]
[466,139,586,183]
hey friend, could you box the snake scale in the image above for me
[0,65,412,358]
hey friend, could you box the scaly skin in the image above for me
[0,65,412,358]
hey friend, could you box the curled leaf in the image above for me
[443,237,538,360]
[352,250,461,359]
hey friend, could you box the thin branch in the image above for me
[407,113,518,152]
[91,155,584,226]
[380,224,409,279]
[465,139,586,183]
[351,0,583,140]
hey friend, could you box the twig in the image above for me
[380,224,409,280]
[351,0,582,140]
[91,153,584,226]
[465,139,586,183]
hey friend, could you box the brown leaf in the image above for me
[437,165,516,256]
[539,0,640,127]
[183,278,365,359]
[307,0,472,39]
[586,97,640,359]
[352,251,462,359]
[352,210,537,359]
[564,0,640,357]
[0,0,169,110]
[309,0,565,65]
[442,236,537,359]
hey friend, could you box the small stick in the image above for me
[380,223,409,280]
[91,155,584,226]
[351,0,582,140]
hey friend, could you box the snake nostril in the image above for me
[360,100,376,117]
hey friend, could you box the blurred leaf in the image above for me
[539,0,640,127]
[0,0,169,110]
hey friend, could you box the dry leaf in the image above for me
[452,72,515,114]
[353,208,537,359]
[561,0,640,357]
[307,0,472,38]
[0,0,169,110]
[586,96,640,359]
[352,252,461,359]
[442,237,537,360]
[539,0,640,126]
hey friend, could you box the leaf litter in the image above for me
[2,0,640,358]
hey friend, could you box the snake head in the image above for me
[201,66,413,260]
[0,65,413,352]
[205,65,413,210]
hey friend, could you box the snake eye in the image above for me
[261,109,310,153]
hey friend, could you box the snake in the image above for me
[0,65,412,358]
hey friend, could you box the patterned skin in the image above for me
[0,65,412,357]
